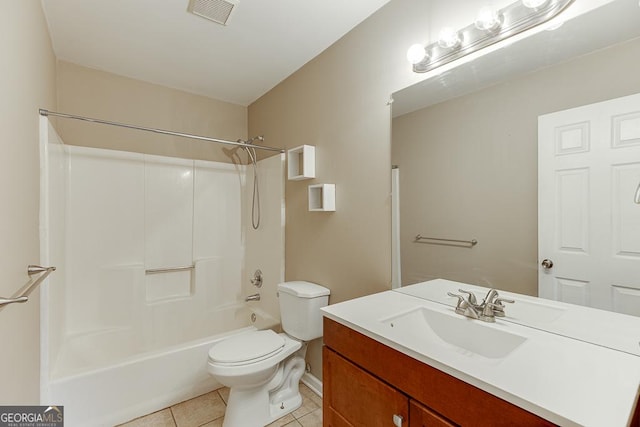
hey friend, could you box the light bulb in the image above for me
[475,6,501,31]
[406,44,428,64]
[522,0,549,8]
[438,27,461,49]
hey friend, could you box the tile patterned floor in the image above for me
[117,383,322,427]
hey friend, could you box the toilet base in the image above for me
[222,354,307,427]
[269,391,302,423]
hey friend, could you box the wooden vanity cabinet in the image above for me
[324,347,454,427]
[323,317,556,427]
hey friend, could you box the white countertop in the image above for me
[397,279,640,356]
[322,282,640,426]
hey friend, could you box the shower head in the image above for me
[235,136,264,166]
[238,135,264,145]
[242,135,264,145]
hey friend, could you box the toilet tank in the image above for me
[277,281,330,341]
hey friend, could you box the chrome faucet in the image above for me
[491,297,513,318]
[482,288,499,306]
[245,293,261,302]
[447,292,480,319]
[447,288,514,322]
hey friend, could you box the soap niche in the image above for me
[287,145,315,180]
[308,184,335,212]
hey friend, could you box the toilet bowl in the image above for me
[207,330,301,389]
[207,281,330,427]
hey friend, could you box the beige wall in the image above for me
[56,61,248,162]
[392,37,640,296]
[248,0,442,378]
[0,0,56,403]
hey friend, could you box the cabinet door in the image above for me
[409,400,457,427]
[324,347,409,427]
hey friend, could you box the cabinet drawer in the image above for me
[323,347,408,427]
[410,399,456,427]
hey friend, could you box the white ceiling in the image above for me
[41,0,391,106]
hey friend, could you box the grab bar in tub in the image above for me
[145,265,195,275]
[0,265,56,310]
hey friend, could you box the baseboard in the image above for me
[301,372,322,398]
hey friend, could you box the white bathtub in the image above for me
[44,307,278,427]
[39,122,286,427]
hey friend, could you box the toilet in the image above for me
[207,281,330,427]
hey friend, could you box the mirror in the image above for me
[390,0,640,339]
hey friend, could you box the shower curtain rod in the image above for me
[39,109,285,153]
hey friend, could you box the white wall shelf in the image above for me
[308,184,335,212]
[288,145,315,180]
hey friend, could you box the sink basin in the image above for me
[395,280,567,330]
[381,306,527,359]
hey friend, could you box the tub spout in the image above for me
[245,293,261,302]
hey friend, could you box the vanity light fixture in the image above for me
[406,43,429,64]
[408,0,575,73]
[438,27,462,49]
[475,6,502,32]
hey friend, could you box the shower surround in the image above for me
[39,119,284,426]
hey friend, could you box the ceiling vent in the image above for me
[187,0,239,26]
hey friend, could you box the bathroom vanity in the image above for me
[321,280,640,426]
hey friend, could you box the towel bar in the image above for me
[415,235,478,247]
[0,265,56,310]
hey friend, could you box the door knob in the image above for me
[541,259,554,269]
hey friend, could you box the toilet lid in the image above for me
[208,330,285,364]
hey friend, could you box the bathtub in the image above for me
[39,122,286,426]
[43,306,278,427]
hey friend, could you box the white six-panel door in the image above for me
[538,92,640,316]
